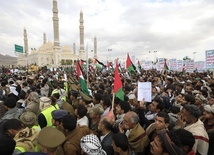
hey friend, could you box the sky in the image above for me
[0,0,214,62]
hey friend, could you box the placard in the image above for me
[137,82,152,102]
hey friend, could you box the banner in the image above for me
[194,61,205,72]
[143,61,153,70]
[169,59,177,71]
[205,50,214,69]
[158,58,164,71]
[186,60,194,73]
[177,60,183,71]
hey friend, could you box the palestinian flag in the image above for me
[163,58,169,71]
[93,58,102,70]
[95,59,106,68]
[126,53,136,74]
[113,60,124,101]
[80,59,86,65]
[76,61,89,96]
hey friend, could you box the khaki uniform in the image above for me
[38,126,66,155]
[62,101,75,115]
[72,98,79,109]
[63,125,90,155]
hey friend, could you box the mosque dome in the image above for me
[62,45,71,52]
[39,42,54,52]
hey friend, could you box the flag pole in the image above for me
[213,68,214,79]
[112,93,115,109]
[86,42,89,88]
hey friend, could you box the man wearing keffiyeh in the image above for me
[80,134,106,155]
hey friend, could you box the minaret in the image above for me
[94,36,97,58]
[52,0,60,49]
[23,28,28,55]
[73,43,76,55]
[52,0,61,66]
[43,33,47,44]
[79,10,85,59]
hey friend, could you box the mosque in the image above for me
[17,0,97,67]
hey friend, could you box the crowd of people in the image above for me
[0,67,213,155]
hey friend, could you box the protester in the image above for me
[174,129,196,155]
[0,63,214,155]
[182,104,209,155]
[88,106,102,136]
[98,117,114,155]
[202,104,214,155]
[80,134,106,155]
[38,97,58,128]
[120,111,149,154]
[20,111,40,130]
[150,129,185,155]
[112,133,134,155]
[3,119,39,154]
[0,97,23,122]
[76,104,89,126]
[60,114,90,155]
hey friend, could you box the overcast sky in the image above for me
[0,0,214,62]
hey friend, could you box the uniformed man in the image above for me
[69,90,79,110]
[51,109,68,131]
[79,91,93,112]
[60,115,90,155]
[37,126,65,155]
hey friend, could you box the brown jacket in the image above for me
[63,125,90,155]
[128,123,149,153]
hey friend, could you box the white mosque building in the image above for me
[17,0,97,67]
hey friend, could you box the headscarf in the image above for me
[39,97,51,111]
[204,104,214,114]
[80,134,107,155]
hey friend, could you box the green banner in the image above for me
[15,44,23,53]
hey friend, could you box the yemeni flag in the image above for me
[163,58,169,71]
[126,53,136,74]
[113,60,124,101]
[76,61,89,96]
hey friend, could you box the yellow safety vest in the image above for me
[15,146,26,153]
[41,106,56,127]
[32,125,41,131]
[51,89,67,101]
[51,89,59,96]
[53,103,60,110]
[64,82,68,94]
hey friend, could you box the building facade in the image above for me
[17,0,87,67]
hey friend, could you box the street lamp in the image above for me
[193,52,197,61]
[108,49,112,61]
[148,51,158,62]
[153,51,157,62]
